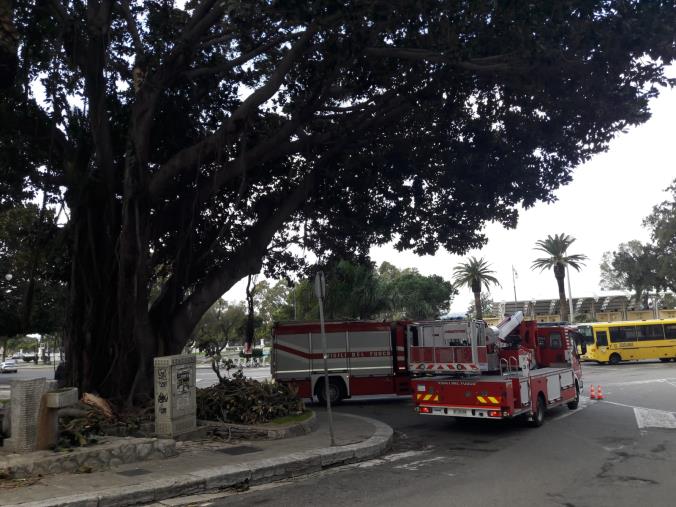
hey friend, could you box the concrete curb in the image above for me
[196,409,319,440]
[4,413,393,507]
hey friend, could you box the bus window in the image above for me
[639,324,665,341]
[596,331,608,347]
[665,324,676,340]
[610,326,639,343]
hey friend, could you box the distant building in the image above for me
[491,291,676,324]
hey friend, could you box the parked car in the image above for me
[1,359,19,373]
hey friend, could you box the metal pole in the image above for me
[293,285,297,321]
[512,266,518,308]
[315,272,335,446]
[566,265,575,323]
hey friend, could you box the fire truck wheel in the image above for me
[609,353,622,366]
[316,378,344,405]
[567,383,580,410]
[530,394,546,427]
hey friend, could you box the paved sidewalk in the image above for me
[2,412,392,507]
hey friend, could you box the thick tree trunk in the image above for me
[245,275,255,350]
[473,291,483,320]
[554,264,568,322]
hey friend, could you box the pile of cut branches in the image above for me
[196,376,304,425]
[56,394,154,448]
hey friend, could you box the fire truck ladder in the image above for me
[499,356,520,376]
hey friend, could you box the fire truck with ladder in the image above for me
[410,312,583,426]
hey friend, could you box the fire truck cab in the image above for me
[410,313,583,427]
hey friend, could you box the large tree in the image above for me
[601,179,676,305]
[532,234,587,321]
[644,179,676,293]
[2,2,675,402]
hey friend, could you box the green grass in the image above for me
[270,410,313,425]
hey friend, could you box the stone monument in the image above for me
[5,378,53,452]
[154,354,197,437]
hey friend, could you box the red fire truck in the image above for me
[271,320,412,403]
[410,313,583,426]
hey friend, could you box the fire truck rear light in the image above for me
[488,410,501,418]
[420,406,432,414]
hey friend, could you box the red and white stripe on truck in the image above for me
[271,321,411,402]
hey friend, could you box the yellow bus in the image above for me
[576,319,676,365]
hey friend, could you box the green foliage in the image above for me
[531,234,588,273]
[196,379,304,425]
[453,257,500,293]
[644,180,676,293]
[466,293,497,319]
[194,300,247,380]
[452,257,499,319]
[0,204,66,338]
[282,260,455,321]
[599,251,626,291]
[602,179,676,304]
[385,266,455,320]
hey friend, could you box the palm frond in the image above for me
[452,256,501,290]
[531,234,587,272]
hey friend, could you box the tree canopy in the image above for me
[276,260,455,321]
[2,1,675,400]
[601,179,676,305]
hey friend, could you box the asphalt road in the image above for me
[204,361,676,507]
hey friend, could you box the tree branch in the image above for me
[148,29,315,201]
[165,174,315,344]
[117,1,144,59]
[364,47,524,73]
[186,31,304,79]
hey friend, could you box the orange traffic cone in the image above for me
[590,384,596,400]
[597,385,604,400]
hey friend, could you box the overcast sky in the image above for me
[225,79,676,314]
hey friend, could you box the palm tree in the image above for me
[452,257,500,319]
[531,234,587,322]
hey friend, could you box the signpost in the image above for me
[314,271,336,446]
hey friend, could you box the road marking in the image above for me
[393,456,446,471]
[600,377,676,387]
[634,407,676,430]
[595,400,676,431]
[354,450,429,468]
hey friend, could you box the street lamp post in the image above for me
[314,271,336,447]
[566,265,575,323]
